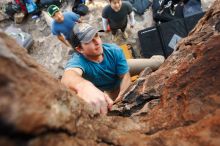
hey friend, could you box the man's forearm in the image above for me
[73,78,97,95]
[128,11,135,26]
[102,17,108,31]
[57,35,71,47]
[115,73,131,102]
[62,70,103,99]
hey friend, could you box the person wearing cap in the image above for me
[61,23,164,115]
[61,23,129,114]
[102,0,135,41]
[47,5,81,48]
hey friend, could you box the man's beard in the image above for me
[88,52,103,57]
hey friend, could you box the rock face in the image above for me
[0,1,220,146]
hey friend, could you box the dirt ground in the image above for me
[0,0,214,78]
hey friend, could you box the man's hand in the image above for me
[61,69,113,115]
[114,95,122,104]
[76,81,113,114]
[104,93,113,110]
[57,35,71,47]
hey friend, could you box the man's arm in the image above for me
[128,11,135,28]
[57,34,71,47]
[61,68,113,114]
[114,72,131,103]
[102,6,110,32]
[102,17,108,32]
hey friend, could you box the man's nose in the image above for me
[92,38,99,44]
[58,15,62,19]
[116,3,120,8]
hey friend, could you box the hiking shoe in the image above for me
[122,31,128,39]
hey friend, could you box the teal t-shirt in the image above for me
[65,43,129,91]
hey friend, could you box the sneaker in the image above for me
[122,31,128,39]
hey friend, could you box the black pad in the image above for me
[138,11,205,58]
[158,18,188,57]
[138,26,165,58]
[184,12,205,33]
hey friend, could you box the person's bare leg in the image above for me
[127,55,165,76]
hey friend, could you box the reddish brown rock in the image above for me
[0,0,220,146]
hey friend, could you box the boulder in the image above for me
[0,0,220,146]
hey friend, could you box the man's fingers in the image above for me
[104,94,113,110]
[90,100,101,114]
[100,105,108,115]
[113,95,123,104]
[99,98,108,115]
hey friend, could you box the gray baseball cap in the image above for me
[73,23,99,43]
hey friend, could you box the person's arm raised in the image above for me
[102,17,108,32]
[114,72,131,104]
[61,68,113,114]
[57,34,71,47]
[128,11,135,28]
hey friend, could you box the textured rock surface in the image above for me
[0,0,220,146]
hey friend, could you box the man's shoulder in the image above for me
[65,53,86,71]
[51,20,55,27]
[122,1,132,6]
[67,53,82,63]
[70,52,83,59]
[102,5,112,14]
[51,20,59,31]
[122,1,132,9]
[63,11,78,17]
[63,11,74,15]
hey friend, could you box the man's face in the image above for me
[52,11,64,23]
[110,0,122,12]
[80,33,103,57]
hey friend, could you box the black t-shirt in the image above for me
[102,1,133,29]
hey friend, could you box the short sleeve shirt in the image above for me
[51,11,80,40]
[102,1,133,29]
[65,43,129,91]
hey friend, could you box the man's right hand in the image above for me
[77,81,113,114]
[61,69,113,115]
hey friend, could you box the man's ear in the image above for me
[75,46,83,53]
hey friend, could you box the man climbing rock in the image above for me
[47,5,81,49]
[61,23,164,114]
